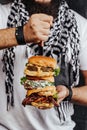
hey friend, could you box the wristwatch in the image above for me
[15,26,26,45]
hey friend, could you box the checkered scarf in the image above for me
[2,0,80,110]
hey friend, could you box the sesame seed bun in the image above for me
[24,56,57,77]
[31,102,54,109]
[28,56,57,69]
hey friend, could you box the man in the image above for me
[0,0,53,49]
[0,14,53,49]
[0,0,87,130]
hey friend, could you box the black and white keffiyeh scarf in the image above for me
[2,0,80,110]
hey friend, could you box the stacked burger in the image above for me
[21,56,60,109]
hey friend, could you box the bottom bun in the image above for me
[31,102,54,109]
[27,86,56,96]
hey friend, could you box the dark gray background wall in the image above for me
[67,0,87,18]
[0,0,13,4]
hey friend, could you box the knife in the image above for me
[38,41,44,55]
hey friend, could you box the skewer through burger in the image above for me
[21,56,60,109]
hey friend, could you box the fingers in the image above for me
[40,21,51,29]
[56,85,69,106]
[30,14,53,42]
[31,13,53,25]
[24,13,53,43]
[35,0,51,4]
[38,14,53,26]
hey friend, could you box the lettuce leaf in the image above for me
[53,92,58,99]
[20,77,27,85]
[54,67,60,76]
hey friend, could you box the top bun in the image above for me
[28,56,57,69]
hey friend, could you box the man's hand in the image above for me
[56,85,69,105]
[24,13,53,43]
[35,0,51,3]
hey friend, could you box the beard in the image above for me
[22,0,61,19]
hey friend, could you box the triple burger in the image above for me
[21,56,60,109]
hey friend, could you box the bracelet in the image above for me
[15,26,26,45]
[64,87,73,101]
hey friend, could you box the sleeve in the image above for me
[79,25,87,70]
[0,4,3,29]
[79,29,87,70]
[74,11,87,70]
[0,3,11,29]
